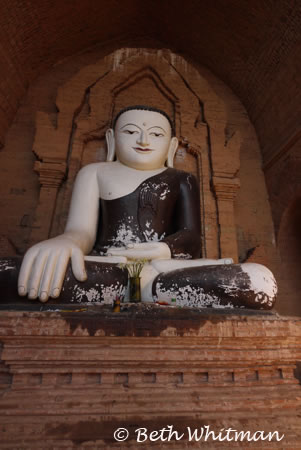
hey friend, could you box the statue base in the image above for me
[0,303,300,447]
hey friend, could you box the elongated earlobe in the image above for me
[106,129,115,162]
[167,137,178,168]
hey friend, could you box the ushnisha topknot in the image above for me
[112,105,175,136]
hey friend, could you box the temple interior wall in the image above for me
[265,140,301,316]
[0,5,300,446]
[0,45,296,316]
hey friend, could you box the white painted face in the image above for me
[113,109,176,170]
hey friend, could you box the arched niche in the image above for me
[31,48,243,261]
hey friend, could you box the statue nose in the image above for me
[137,130,149,147]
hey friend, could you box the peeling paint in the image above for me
[112,221,141,246]
[155,282,235,309]
[174,253,192,260]
[0,261,15,271]
[71,282,125,305]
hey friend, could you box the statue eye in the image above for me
[150,132,164,137]
[123,129,137,135]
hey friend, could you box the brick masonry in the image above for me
[0,4,300,447]
[0,305,301,447]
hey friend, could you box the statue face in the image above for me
[113,109,174,170]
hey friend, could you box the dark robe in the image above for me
[94,168,201,259]
[0,168,276,309]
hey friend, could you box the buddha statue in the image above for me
[16,105,277,309]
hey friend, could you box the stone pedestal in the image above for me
[0,304,301,448]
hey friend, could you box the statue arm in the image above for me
[64,163,100,253]
[18,163,100,301]
[162,172,201,259]
[107,241,171,260]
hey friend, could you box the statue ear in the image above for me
[106,128,115,162]
[167,137,178,168]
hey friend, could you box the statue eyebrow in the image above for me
[120,123,141,130]
[147,126,166,133]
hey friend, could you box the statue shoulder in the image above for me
[72,163,107,193]
[76,162,113,182]
[166,168,198,189]
[77,162,104,176]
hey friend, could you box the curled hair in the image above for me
[112,105,175,136]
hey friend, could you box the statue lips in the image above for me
[133,147,154,153]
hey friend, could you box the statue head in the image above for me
[106,106,178,170]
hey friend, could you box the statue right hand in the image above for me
[18,236,87,302]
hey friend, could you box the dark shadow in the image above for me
[278,194,301,316]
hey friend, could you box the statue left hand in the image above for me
[107,242,171,260]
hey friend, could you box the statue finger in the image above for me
[119,248,152,259]
[38,251,59,302]
[107,248,125,255]
[27,250,49,299]
[50,249,70,298]
[18,247,39,296]
[71,248,87,282]
[130,243,151,249]
[107,246,126,254]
